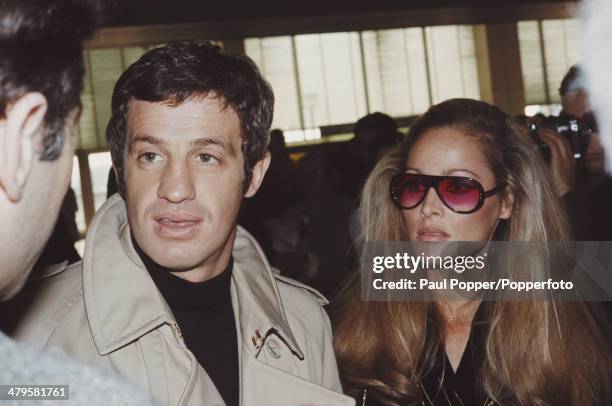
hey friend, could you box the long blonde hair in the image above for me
[333,99,610,405]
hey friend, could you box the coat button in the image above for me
[266,338,283,359]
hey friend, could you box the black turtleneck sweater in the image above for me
[132,239,239,406]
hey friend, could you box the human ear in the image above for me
[244,152,271,198]
[499,186,514,220]
[0,93,48,202]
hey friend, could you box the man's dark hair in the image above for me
[559,65,583,97]
[0,0,104,161]
[107,41,274,196]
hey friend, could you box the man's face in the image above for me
[0,119,74,299]
[562,90,590,118]
[124,96,254,277]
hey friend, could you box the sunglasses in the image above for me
[390,173,505,214]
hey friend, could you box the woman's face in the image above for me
[402,127,512,241]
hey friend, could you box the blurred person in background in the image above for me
[239,128,298,256]
[332,112,401,199]
[270,152,353,299]
[534,65,612,240]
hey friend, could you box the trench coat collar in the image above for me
[83,194,303,359]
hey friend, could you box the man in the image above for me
[9,42,354,405]
[558,65,590,120]
[537,65,612,241]
[0,1,156,404]
[537,65,594,196]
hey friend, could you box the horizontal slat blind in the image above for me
[518,18,579,105]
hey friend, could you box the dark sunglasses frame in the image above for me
[390,173,506,214]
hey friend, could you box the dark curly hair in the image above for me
[0,0,106,161]
[559,65,583,96]
[106,41,275,196]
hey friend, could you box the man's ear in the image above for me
[244,152,271,198]
[499,186,514,220]
[0,92,48,202]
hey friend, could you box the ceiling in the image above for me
[107,0,578,27]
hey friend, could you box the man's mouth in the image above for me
[153,213,202,238]
[157,218,200,227]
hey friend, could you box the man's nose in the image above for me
[158,160,196,204]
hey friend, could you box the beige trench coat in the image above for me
[9,195,355,406]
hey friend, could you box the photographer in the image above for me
[536,65,612,240]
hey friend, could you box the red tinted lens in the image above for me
[393,174,426,208]
[438,178,481,212]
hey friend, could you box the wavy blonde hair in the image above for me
[333,99,610,405]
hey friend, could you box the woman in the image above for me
[333,99,610,405]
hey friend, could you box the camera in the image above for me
[529,113,597,165]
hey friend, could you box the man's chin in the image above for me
[149,252,202,272]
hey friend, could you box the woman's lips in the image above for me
[416,228,450,241]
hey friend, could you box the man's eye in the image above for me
[139,152,162,163]
[198,153,219,164]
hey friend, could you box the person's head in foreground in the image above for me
[0,0,98,299]
[333,98,610,405]
[0,2,159,404]
[581,0,612,174]
[107,41,273,281]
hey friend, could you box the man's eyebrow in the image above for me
[191,137,227,148]
[129,135,164,148]
[128,135,235,154]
